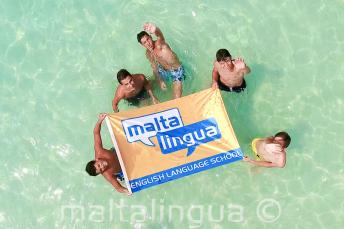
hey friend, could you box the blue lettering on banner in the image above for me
[156,118,221,157]
[129,148,243,193]
[121,108,184,146]
[127,116,181,137]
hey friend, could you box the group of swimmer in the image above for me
[85,23,291,195]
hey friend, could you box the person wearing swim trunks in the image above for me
[243,132,291,168]
[137,22,185,99]
[212,49,251,93]
[112,69,159,112]
[85,113,131,195]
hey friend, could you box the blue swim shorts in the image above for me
[157,64,185,82]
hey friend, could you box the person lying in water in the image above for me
[137,22,185,99]
[85,113,131,195]
[212,48,251,93]
[243,131,291,168]
[112,69,159,112]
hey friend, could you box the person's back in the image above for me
[244,132,291,168]
[255,138,285,167]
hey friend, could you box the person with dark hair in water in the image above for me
[112,69,159,112]
[85,113,130,195]
[137,22,185,99]
[243,131,291,168]
[212,48,251,93]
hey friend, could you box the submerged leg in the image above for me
[172,81,182,99]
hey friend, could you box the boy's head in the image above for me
[85,160,98,176]
[137,31,149,43]
[137,31,153,50]
[117,69,132,84]
[85,159,109,176]
[117,69,135,89]
[216,49,232,62]
[274,132,291,148]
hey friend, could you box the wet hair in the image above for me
[216,49,232,61]
[117,69,132,84]
[275,132,291,148]
[137,31,150,43]
[85,160,99,176]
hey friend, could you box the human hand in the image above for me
[115,186,132,196]
[211,82,219,90]
[98,113,107,122]
[143,22,157,34]
[243,156,251,162]
[233,58,246,70]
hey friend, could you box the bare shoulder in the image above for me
[213,60,219,67]
[102,168,116,181]
[114,85,125,99]
[155,39,168,51]
[104,148,116,159]
[161,42,171,51]
[264,136,274,143]
[133,73,145,78]
[133,73,146,82]
[95,148,111,160]
[255,138,265,148]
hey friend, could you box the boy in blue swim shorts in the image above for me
[137,22,185,99]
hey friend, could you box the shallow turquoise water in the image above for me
[1,0,344,228]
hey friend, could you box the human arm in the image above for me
[242,65,251,74]
[243,156,285,168]
[103,172,131,195]
[112,89,123,112]
[143,22,165,43]
[143,76,159,104]
[93,113,107,157]
[145,51,159,77]
[212,65,219,89]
